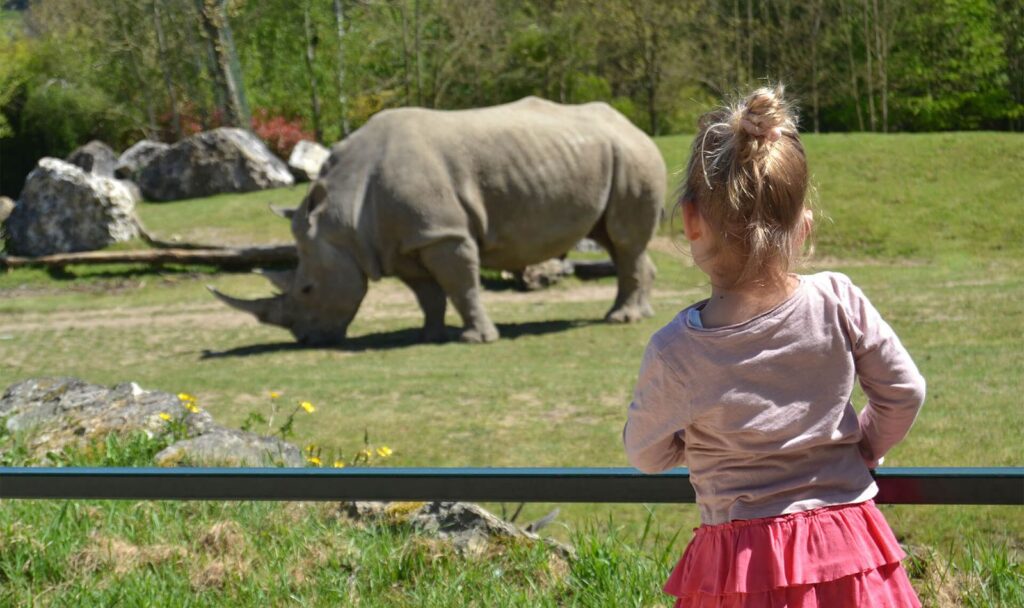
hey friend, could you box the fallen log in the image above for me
[0,245,298,271]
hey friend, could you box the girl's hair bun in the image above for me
[679,83,809,287]
[734,85,793,147]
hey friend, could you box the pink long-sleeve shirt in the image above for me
[623,272,926,525]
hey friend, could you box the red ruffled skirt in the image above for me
[664,500,921,607]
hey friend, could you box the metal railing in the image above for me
[1,467,1021,505]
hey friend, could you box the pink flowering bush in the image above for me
[250,108,314,159]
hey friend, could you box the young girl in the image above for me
[623,86,926,607]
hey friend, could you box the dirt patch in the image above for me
[190,520,252,591]
[0,275,693,336]
[0,302,252,333]
[71,533,188,577]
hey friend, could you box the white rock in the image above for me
[4,158,139,256]
[287,140,330,182]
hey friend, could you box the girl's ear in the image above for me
[682,200,703,241]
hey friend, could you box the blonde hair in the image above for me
[679,84,809,287]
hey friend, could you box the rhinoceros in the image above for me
[210,97,666,345]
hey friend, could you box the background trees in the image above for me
[1,0,1022,196]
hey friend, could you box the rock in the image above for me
[66,140,118,177]
[154,429,304,467]
[115,140,170,181]
[3,158,139,256]
[574,238,604,253]
[0,377,213,452]
[137,128,294,201]
[0,195,13,224]
[514,258,574,291]
[341,500,574,558]
[287,140,330,182]
[118,179,143,204]
[0,377,301,467]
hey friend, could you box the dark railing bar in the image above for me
[1,467,1021,505]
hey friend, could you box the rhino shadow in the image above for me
[198,319,599,359]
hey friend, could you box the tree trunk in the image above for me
[195,0,250,128]
[872,0,888,132]
[746,0,754,78]
[862,0,877,131]
[734,0,743,85]
[113,2,157,138]
[333,0,351,136]
[303,0,323,142]
[414,0,423,107]
[152,0,182,140]
[811,0,822,133]
[841,0,865,131]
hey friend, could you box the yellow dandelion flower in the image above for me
[269,391,281,399]
[376,446,393,458]
[177,393,195,402]
[183,401,200,414]
[307,456,322,466]
[332,460,346,468]
[300,401,315,414]
[360,448,372,459]
[159,412,171,421]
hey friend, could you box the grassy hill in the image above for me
[1,132,1022,605]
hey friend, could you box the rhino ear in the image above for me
[306,182,328,214]
[269,204,296,220]
[302,182,329,238]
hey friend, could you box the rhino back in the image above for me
[320,99,665,273]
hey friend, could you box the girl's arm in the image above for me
[840,277,927,467]
[623,343,689,473]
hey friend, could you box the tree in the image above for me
[194,0,250,128]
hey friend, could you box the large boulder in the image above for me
[66,140,118,177]
[115,139,170,181]
[4,158,139,256]
[0,377,304,467]
[137,127,294,201]
[287,140,330,182]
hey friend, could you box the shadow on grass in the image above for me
[199,319,600,359]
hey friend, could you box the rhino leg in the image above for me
[603,248,655,323]
[401,277,448,343]
[587,223,655,323]
[419,238,499,344]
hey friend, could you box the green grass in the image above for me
[1,132,1022,605]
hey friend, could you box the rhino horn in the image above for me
[269,204,296,220]
[254,268,297,292]
[207,286,288,327]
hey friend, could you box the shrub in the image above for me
[250,108,314,159]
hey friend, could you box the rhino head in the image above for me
[209,182,368,346]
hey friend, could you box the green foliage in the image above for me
[891,0,1013,130]
[19,80,123,155]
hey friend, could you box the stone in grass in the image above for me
[287,140,330,182]
[513,258,574,291]
[3,158,139,256]
[153,428,304,468]
[0,377,302,467]
[66,140,118,177]
[340,500,574,558]
[137,127,294,201]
